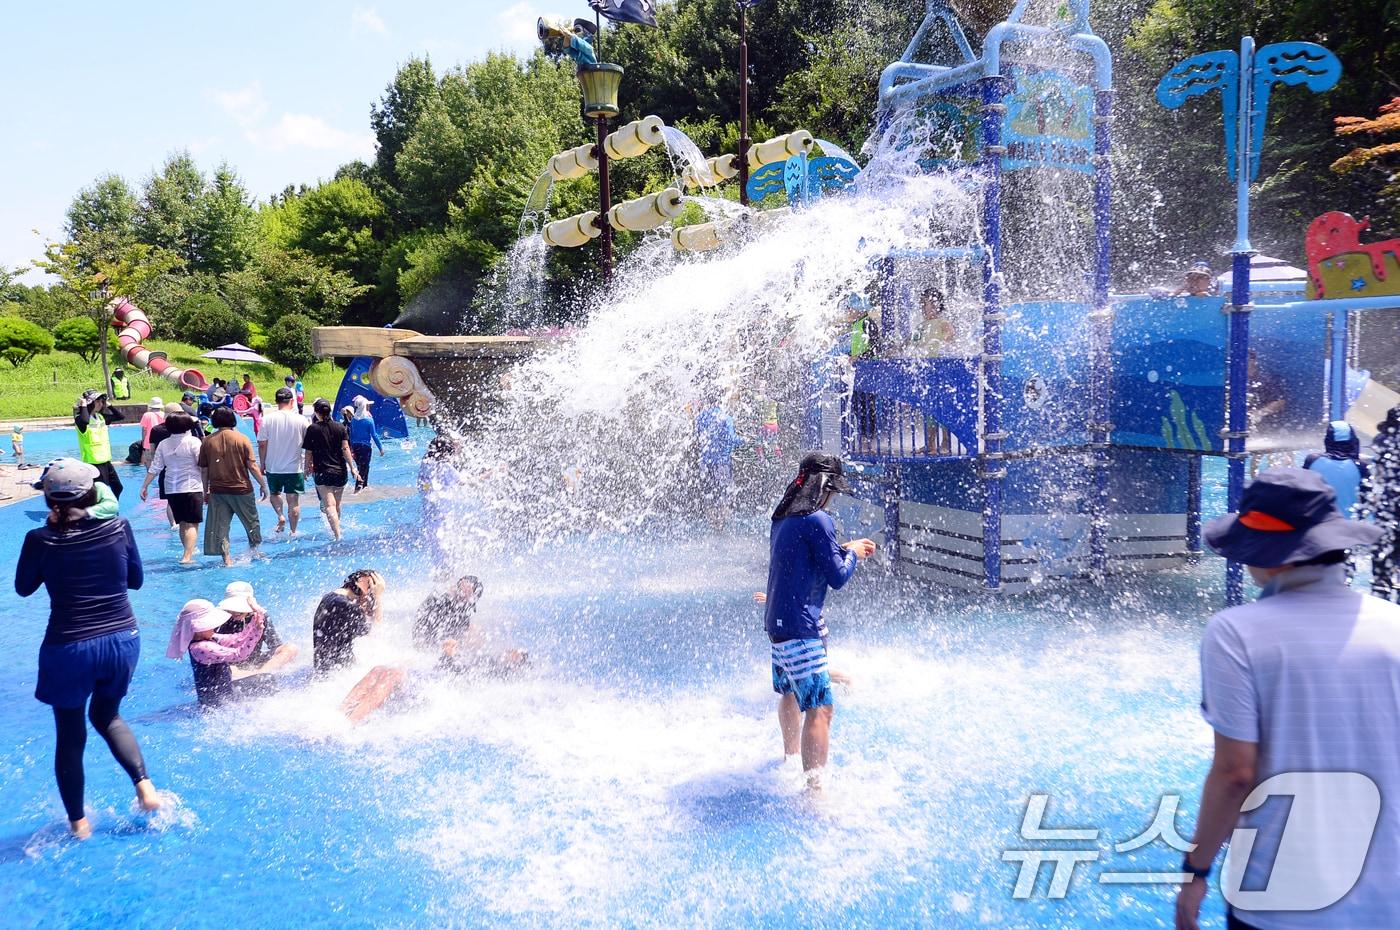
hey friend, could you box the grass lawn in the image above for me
[0,339,346,420]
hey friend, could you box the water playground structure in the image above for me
[312,0,1400,602]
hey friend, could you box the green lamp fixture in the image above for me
[577,63,624,118]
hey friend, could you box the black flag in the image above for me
[587,0,658,27]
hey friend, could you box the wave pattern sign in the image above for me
[1001,66,1094,175]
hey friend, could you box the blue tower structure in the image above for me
[815,3,1400,599]
[811,0,1125,593]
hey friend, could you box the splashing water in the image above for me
[443,158,981,550]
[661,125,714,186]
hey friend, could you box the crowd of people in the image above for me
[14,454,527,838]
[65,375,393,565]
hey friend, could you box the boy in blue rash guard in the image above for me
[763,453,876,791]
[1303,420,1370,518]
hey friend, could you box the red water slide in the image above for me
[110,299,209,392]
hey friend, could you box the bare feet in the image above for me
[69,817,93,839]
[274,520,286,534]
[222,557,234,568]
[179,557,194,565]
[135,779,162,812]
[804,767,825,795]
[250,548,267,561]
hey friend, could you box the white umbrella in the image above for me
[201,343,272,364]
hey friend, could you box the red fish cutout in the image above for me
[1305,211,1400,297]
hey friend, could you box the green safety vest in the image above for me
[110,375,131,399]
[850,315,878,359]
[78,414,111,464]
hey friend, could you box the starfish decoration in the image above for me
[1351,277,1368,291]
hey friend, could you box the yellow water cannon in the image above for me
[682,154,740,190]
[547,142,600,181]
[671,222,725,253]
[747,130,814,170]
[542,211,603,248]
[604,115,665,160]
[607,187,685,232]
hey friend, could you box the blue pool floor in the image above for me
[0,428,1298,928]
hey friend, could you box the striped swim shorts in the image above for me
[770,637,833,712]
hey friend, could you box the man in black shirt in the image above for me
[312,569,382,675]
[302,398,361,540]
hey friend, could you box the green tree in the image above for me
[263,177,390,322]
[371,57,439,197]
[34,238,182,390]
[0,317,54,366]
[225,246,369,327]
[66,174,139,245]
[53,316,112,362]
[195,165,258,274]
[4,285,81,331]
[171,292,249,348]
[136,152,207,266]
[263,312,319,375]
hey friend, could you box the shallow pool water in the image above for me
[0,428,1245,928]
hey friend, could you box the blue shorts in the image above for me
[771,638,833,712]
[35,628,141,708]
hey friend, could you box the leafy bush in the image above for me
[0,317,54,366]
[263,312,319,376]
[53,316,117,362]
[170,292,249,348]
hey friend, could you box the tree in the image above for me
[263,312,319,375]
[4,284,81,331]
[262,177,390,322]
[53,316,113,362]
[171,293,249,348]
[136,152,207,267]
[34,237,182,391]
[371,57,439,195]
[224,246,369,327]
[66,174,139,245]
[1332,97,1400,227]
[0,317,54,366]
[194,165,258,274]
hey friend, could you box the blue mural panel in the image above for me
[1001,66,1095,175]
[1001,301,1092,451]
[1111,297,1227,451]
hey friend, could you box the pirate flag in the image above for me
[586,0,658,27]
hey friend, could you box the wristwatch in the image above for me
[1181,853,1211,879]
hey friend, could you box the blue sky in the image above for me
[2,1,552,281]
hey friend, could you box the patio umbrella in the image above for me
[201,343,272,364]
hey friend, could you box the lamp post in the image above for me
[91,274,112,396]
[736,2,752,207]
[577,63,624,286]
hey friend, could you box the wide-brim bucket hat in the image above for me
[1205,467,1381,567]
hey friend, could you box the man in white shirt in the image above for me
[258,387,310,534]
[1176,468,1397,930]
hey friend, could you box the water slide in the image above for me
[110,298,210,391]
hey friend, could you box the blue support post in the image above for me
[1224,37,1256,606]
[978,75,1010,590]
[884,465,902,566]
[1186,456,1203,554]
[1088,88,1114,579]
[1329,309,1348,420]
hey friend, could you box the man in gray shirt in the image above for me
[1176,468,1397,930]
